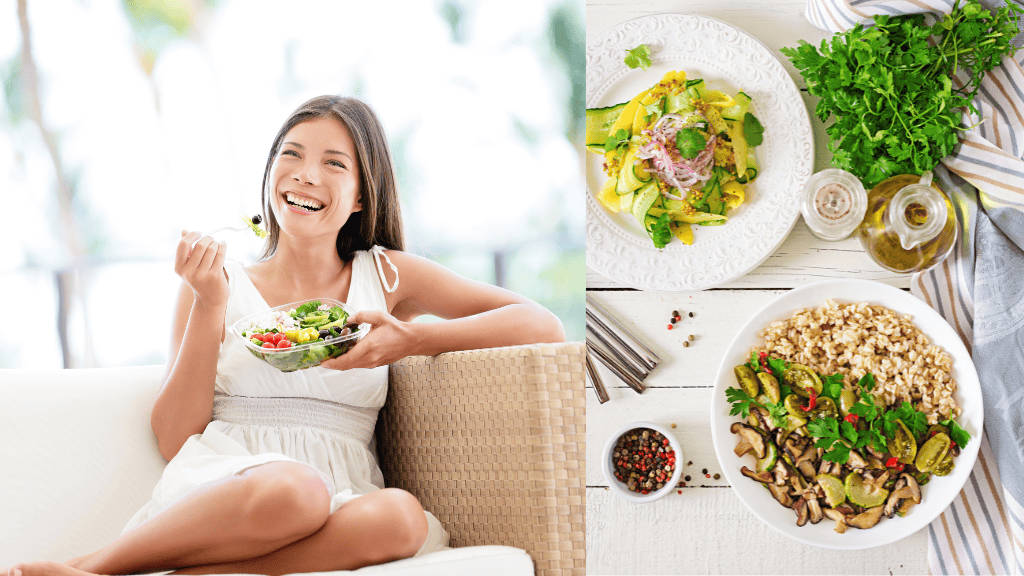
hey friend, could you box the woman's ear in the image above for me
[354,193,363,213]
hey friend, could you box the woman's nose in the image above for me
[292,161,319,185]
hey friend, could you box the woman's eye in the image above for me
[281,149,299,158]
[327,160,346,168]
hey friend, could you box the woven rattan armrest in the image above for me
[376,342,585,576]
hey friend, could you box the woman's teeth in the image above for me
[285,192,324,211]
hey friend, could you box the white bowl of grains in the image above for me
[603,421,684,503]
[710,279,982,550]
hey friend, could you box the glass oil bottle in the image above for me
[857,171,957,274]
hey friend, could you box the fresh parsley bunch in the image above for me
[780,0,1023,188]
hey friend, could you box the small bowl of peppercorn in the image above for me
[603,421,683,503]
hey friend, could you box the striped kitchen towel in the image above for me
[803,0,1024,574]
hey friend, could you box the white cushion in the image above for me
[0,366,533,575]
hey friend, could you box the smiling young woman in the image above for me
[3,96,565,576]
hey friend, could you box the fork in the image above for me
[189,215,265,253]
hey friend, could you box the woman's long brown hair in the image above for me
[256,95,405,262]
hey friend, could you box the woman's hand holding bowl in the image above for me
[320,310,418,371]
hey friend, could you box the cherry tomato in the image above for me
[276,340,292,349]
[261,341,275,349]
[270,333,284,344]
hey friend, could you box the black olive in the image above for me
[251,214,262,225]
[318,329,330,339]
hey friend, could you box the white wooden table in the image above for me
[585,1,929,573]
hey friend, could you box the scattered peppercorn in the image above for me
[667,324,674,330]
[684,475,691,481]
[683,341,689,348]
[672,310,679,317]
[678,490,682,495]
[705,474,711,478]
[687,334,694,342]
[670,317,677,324]
[688,312,694,317]
[687,461,693,466]
[702,468,708,474]
[671,423,676,428]
[713,473,721,480]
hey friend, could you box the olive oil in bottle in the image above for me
[857,171,957,274]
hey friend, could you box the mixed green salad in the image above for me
[236,299,362,372]
[727,353,970,531]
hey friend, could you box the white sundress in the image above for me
[123,247,449,556]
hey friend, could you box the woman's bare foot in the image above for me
[7,562,101,576]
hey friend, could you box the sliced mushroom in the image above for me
[883,478,907,518]
[806,496,824,524]
[772,459,793,485]
[818,458,833,476]
[793,496,809,527]
[796,459,818,480]
[731,422,766,459]
[835,503,855,516]
[823,507,848,534]
[900,472,922,504]
[847,505,885,529]
[783,436,805,464]
[740,466,773,483]
[768,482,794,508]
[896,498,917,517]
[847,449,868,470]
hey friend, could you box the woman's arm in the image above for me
[150,233,229,461]
[321,250,565,370]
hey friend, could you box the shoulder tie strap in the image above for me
[369,245,399,294]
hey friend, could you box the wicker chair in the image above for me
[377,342,586,576]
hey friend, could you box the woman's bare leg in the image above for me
[169,488,429,576]
[9,462,330,576]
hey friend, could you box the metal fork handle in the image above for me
[586,294,662,366]
[586,307,659,372]
[586,324,649,381]
[586,340,645,395]
[586,351,611,404]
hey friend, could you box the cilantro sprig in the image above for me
[676,128,706,159]
[603,128,629,153]
[624,44,652,70]
[780,0,1024,188]
[649,213,673,249]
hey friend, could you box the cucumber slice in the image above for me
[817,474,846,507]
[615,145,648,195]
[585,103,627,146]
[721,91,751,122]
[630,181,660,227]
[844,472,890,508]
[756,442,778,473]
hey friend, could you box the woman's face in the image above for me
[268,116,362,240]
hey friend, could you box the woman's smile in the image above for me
[282,191,326,213]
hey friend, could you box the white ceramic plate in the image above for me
[710,279,983,549]
[586,14,815,291]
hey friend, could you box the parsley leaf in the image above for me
[743,112,764,146]
[857,373,876,392]
[725,386,757,419]
[624,44,653,70]
[780,1,1024,188]
[889,402,929,438]
[676,128,706,159]
[603,129,629,153]
[940,418,972,448]
[821,373,844,400]
[767,357,789,377]
[726,386,788,428]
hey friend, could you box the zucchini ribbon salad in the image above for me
[586,70,763,248]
